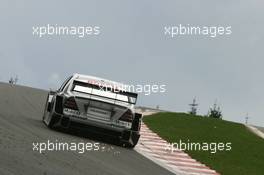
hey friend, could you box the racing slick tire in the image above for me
[42,94,60,129]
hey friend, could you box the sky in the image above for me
[0,0,263,126]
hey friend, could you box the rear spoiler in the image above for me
[72,80,138,104]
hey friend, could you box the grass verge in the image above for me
[143,112,264,175]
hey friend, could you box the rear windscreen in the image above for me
[72,80,137,104]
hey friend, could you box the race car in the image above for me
[42,73,142,148]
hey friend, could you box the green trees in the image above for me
[188,98,222,119]
[208,102,222,119]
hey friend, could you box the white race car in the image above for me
[42,73,142,147]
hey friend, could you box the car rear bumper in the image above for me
[52,112,140,142]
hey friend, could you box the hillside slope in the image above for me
[143,112,264,175]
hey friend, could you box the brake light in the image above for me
[64,97,78,110]
[119,109,133,122]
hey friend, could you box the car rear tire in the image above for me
[43,94,60,129]
[42,94,50,122]
[121,131,140,148]
[46,114,58,129]
[125,142,136,149]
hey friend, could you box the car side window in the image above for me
[58,76,73,92]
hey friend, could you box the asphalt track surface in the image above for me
[0,82,174,175]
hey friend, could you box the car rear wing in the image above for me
[71,80,138,104]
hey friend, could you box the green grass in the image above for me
[143,112,264,175]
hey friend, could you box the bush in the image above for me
[208,103,222,119]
